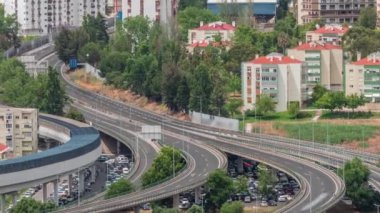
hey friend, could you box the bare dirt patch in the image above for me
[67,70,190,121]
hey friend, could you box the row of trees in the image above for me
[338,158,379,211]
[0,58,67,115]
[0,4,19,51]
[312,85,367,112]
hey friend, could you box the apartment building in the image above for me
[297,0,375,25]
[287,42,343,95]
[121,0,178,23]
[241,53,304,112]
[306,24,349,44]
[4,0,106,36]
[346,52,380,102]
[0,108,38,158]
[188,21,236,44]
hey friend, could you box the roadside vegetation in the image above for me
[274,122,378,145]
[338,158,380,211]
[105,179,134,199]
[142,146,185,187]
[9,198,56,213]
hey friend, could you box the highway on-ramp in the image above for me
[41,50,345,213]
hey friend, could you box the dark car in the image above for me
[268,200,277,206]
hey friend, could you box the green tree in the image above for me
[187,204,203,213]
[44,67,67,115]
[189,62,212,113]
[316,91,346,112]
[10,198,56,213]
[122,16,151,50]
[142,146,185,187]
[288,101,300,118]
[65,107,85,122]
[105,179,134,199]
[82,14,109,44]
[55,28,90,63]
[234,176,248,193]
[220,201,244,213]
[258,166,275,196]
[338,158,375,211]
[277,32,290,54]
[224,99,243,118]
[256,94,276,116]
[207,169,234,208]
[358,7,377,29]
[179,0,206,10]
[153,207,180,213]
[177,7,220,41]
[78,42,102,66]
[0,4,19,50]
[311,84,328,103]
[346,94,367,112]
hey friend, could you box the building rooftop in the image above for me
[0,144,9,154]
[293,42,342,50]
[194,21,236,31]
[249,53,302,64]
[190,40,231,48]
[352,52,380,66]
[0,107,37,113]
[313,25,349,35]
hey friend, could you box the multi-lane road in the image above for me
[36,52,345,213]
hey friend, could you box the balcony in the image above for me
[305,56,321,60]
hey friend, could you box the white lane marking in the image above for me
[301,193,328,211]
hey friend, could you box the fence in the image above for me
[190,111,239,131]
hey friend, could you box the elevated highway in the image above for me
[49,50,345,213]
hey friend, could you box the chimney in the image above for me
[200,21,204,27]
[232,21,236,27]
[255,54,259,59]
[357,52,361,61]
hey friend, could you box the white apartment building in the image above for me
[241,53,304,112]
[121,0,178,23]
[0,108,38,158]
[4,0,106,36]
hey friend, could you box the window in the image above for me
[262,76,270,81]
[6,124,12,128]
[271,77,277,81]
[256,68,260,73]
[15,124,19,128]
[349,69,353,73]
[247,66,252,72]
[350,85,354,88]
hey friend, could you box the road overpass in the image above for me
[47,51,345,213]
[0,114,101,212]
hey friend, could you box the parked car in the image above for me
[244,196,252,203]
[123,167,129,174]
[260,200,268,207]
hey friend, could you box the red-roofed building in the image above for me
[287,41,343,94]
[306,25,349,44]
[241,53,306,111]
[0,144,10,160]
[346,52,380,102]
[187,21,236,49]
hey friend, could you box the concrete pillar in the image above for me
[134,206,141,213]
[194,187,201,204]
[11,192,17,206]
[42,182,48,203]
[53,179,59,206]
[117,140,120,155]
[68,174,73,195]
[90,166,96,183]
[79,171,85,193]
[172,194,180,209]
[0,194,5,213]
[236,158,244,174]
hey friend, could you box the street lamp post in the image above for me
[374,204,380,213]
[305,173,312,213]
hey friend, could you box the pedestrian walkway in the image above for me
[311,110,322,122]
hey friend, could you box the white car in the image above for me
[122,167,129,174]
[277,195,287,202]
[260,200,268,207]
